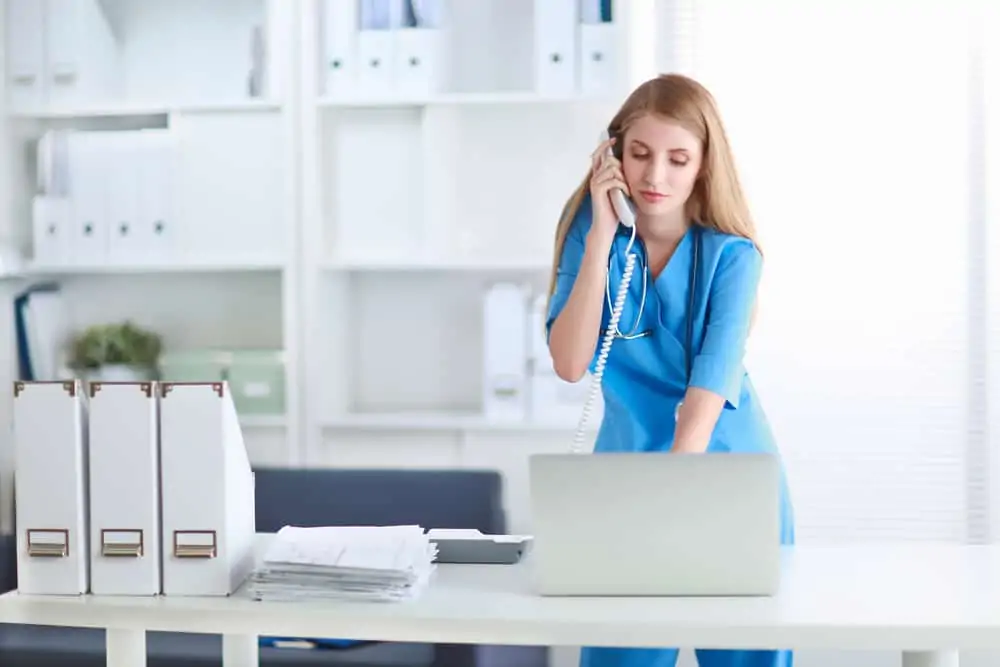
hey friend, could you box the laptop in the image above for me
[527,452,782,597]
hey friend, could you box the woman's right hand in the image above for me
[589,136,629,239]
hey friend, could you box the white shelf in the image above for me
[322,254,549,272]
[317,91,615,109]
[321,410,587,433]
[8,99,282,120]
[27,258,286,276]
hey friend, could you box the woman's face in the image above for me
[620,114,703,220]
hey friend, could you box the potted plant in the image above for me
[68,321,163,382]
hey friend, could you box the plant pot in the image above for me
[83,364,155,383]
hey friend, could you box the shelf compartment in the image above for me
[4,0,287,113]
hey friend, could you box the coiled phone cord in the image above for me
[571,227,638,453]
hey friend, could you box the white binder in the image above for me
[135,129,175,262]
[357,0,396,96]
[13,380,90,595]
[44,0,122,108]
[31,196,72,267]
[578,15,616,95]
[391,0,442,99]
[5,0,47,109]
[533,0,579,96]
[322,0,360,99]
[105,132,143,265]
[482,284,530,421]
[88,381,161,596]
[159,382,255,596]
[66,131,110,265]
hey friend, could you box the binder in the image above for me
[5,0,47,109]
[88,381,161,596]
[357,0,396,96]
[482,284,530,421]
[322,0,360,99]
[105,132,143,265]
[44,0,122,108]
[159,382,255,596]
[13,380,90,595]
[578,0,616,95]
[31,196,72,267]
[66,131,110,265]
[391,0,442,98]
[135,129,175,262]
[533,0,579,96]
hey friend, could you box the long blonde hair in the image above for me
[547,74,759,310]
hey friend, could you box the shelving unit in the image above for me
[2,0,661,475]
[297,0,655,466]
[0,0,302,465]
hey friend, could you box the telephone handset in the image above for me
[571,129,641,453]
[601,129,637,228]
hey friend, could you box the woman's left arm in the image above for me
[672,241,763,454]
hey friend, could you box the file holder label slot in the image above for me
[26,529,70,557]
[173,530,217,558]
[101,529,144,557]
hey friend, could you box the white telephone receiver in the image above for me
[600,128,637,228]
[571,130,641,453]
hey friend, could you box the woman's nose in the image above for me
[644,157,670,185]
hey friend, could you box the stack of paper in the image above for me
[248,525,437,603]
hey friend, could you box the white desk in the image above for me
[1,543,999,667]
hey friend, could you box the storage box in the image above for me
[158,350,230,383]
[226,349,285,416]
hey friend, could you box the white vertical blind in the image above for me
[983,0,1000,544]
[658,1,977,542]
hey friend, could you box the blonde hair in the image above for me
[546,74,759,311]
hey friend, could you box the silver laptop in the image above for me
[528,452,782,597]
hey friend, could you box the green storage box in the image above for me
[158,350,230,383]
[227,349,286,416]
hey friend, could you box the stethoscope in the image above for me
[604,225,701,419]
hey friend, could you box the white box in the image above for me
[88,381,161,596]
[159,382,255,596]
[533,0,579,96]
[13,380,90,595]
[525,293,601,424]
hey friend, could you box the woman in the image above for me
[546,74,795,667]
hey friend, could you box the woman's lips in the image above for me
[638,191,668,203]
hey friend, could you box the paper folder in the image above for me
[12,380,90,595]
[159,381,255,596]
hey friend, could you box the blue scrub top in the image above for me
[546,194,784,459]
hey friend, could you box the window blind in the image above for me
[656,0,979,543]
[983,0,1000,545]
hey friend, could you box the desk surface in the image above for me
[2,544,1000,651]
